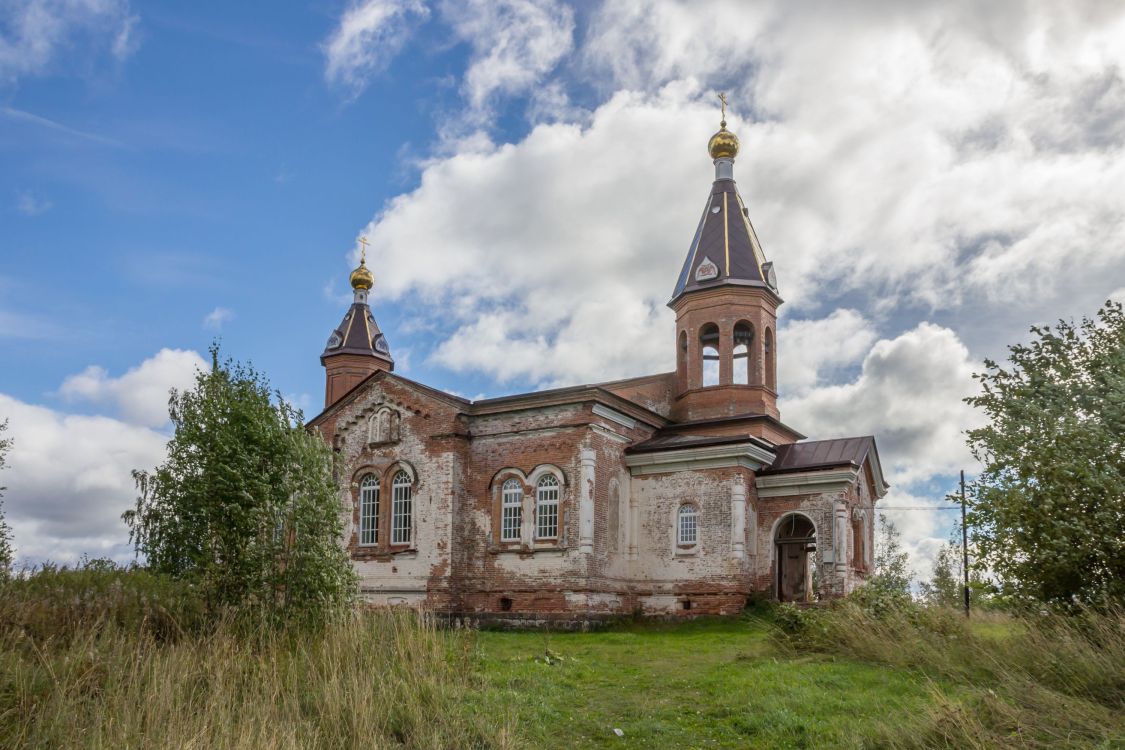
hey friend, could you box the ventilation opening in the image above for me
[499,597,513,612]
[681,600,693,611]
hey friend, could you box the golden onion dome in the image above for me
[350,259,374,291]
[708,121,739,160]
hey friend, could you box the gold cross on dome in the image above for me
[718,92,728,124]
[358,236,370,263]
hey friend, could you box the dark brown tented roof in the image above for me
[670,178,775,304]
[320,303,394,365]
[760,436,877,475]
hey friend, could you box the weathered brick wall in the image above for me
[328,377,463,609]
[456,404,592,614]
[624,466,755,615]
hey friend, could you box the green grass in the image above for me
[471,617,944,749]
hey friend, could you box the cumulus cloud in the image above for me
[360,84,721,386]
[203,306,233,330]
[322,0,428,93]
[0,393,166,564]
[777,309,877,396]
[0,0,139,84]
[441,0,574,119]
[782,323,982,486]
[59,348,208,428]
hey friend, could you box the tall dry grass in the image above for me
[772,601,1125,749]
[0,567,516,749]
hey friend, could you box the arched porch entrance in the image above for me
[775,514,817,602]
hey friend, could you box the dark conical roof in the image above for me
[670,178,776,305]
[320,302,394,367]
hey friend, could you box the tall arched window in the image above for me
[764,328,775,391]
[677,504,698,545]
[535,474,560,539]
[733,322,753,385]
[359,474,379,546]
[391,470,412,545]
[501,478,522,542]
[677,330,688,382]
[700,323,720,387]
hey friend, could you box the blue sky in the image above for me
[2,0,1124,573]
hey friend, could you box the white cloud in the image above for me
[0,0,139,84]
[361,84,717,387]
[778,309,877,396]
[0,393,167,565]
[59,348,208,428]
[441,0,574,119]
[203,306,233,330]
[782,323,982,486]
[322,0,428,93]
[878,487,961,583]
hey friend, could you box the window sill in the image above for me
[674,548,700,558]
[489,544,566,556]
[352,547,417,561]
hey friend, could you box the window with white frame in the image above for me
[535,474,560,539]
[678,504,698,546]
[359,474,379,546]
[391,470,412,545]
[501,478,522,542]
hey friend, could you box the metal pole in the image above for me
[961,469,970,618]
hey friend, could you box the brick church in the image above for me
[308,107,888,621]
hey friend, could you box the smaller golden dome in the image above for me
[350,259,374,291]
[708,122,739,160]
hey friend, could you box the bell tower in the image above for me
[321,238,394,408]
[670,96,782,424]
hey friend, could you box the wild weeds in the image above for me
[0,565,515,749]
[771,598,1125,748]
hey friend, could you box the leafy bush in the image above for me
[125,345,356,628]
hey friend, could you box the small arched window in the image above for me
[700,323,720,387]
[359,474,379,546]
[764,328,775,391]
[391,470,412,545]
[501,478,522,542]
[733,322,753,385]
[678,504,698,546]
[535,474,560,540]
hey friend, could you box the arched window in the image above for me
[391,470,412,545]
[677,504,698,545]
[535,474,560,540]
[501,478,522,542]
[764,328,775,391]
[733,322,753,385]
[700,323,720,387]
[677,330,688,381]
[359,474,379,546]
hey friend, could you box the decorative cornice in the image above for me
[624,441,775,476]
[592,403,636,429]
[755,467,860,498]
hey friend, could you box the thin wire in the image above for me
[878,506,963,510]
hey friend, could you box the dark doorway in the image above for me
[775,514,816,602]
